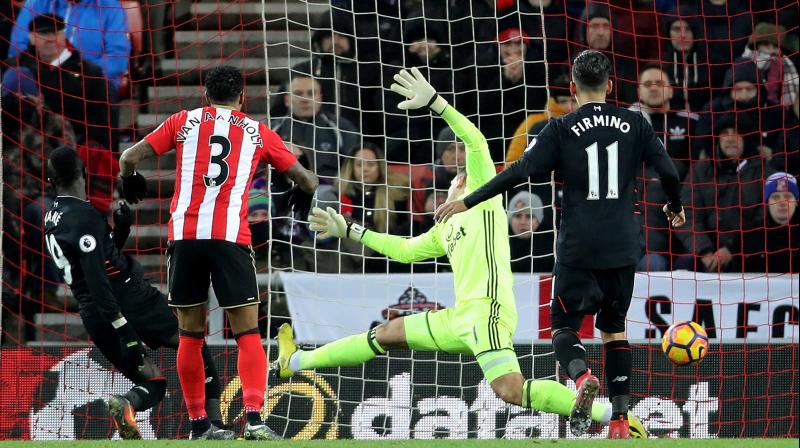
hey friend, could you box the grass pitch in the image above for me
[0,439,796,447]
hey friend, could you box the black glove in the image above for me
[287,185,313,220]
[120,172,147,204]
[116,322,146,373]
[113,201,133,230]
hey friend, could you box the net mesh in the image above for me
[0,0,798,440]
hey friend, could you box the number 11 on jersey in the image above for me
[585,141,619,200]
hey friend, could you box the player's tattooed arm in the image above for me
[119,140,157,177]
[285,161,319,194]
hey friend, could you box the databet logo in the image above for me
[348,373,720,439]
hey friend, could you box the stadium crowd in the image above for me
[1,0,798,343]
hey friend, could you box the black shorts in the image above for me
[81,278,177,381]
[551,262,636,334]
[166,239,259,309]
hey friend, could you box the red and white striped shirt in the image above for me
[144,107,296,245]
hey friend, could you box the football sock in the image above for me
[521,379,611,423]
[177,331,207,419]
[235,329,267,414]
[125,377,166,412]
[553,328,588,381]
[200,344,223,425]
[201,344,221,400]
[190,417,211,435]
[246,411,262,425]
[298,327,385,370]
[604,339,632,418]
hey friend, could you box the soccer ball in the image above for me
[662,321,709,366]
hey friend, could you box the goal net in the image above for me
[0,0,797,440]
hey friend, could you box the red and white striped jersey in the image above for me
[144,107,296,245]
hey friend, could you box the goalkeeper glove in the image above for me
[390,67,448,115]
[308,207,366,241]
[120,171,147,204]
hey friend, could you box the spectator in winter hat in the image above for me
[507,191,553,273]
[568,2,637,104]
[676,114,775,273]
[742,23,799,107]
[432,126,466,190]
[659,5,711,111]
[247,189,270,259]
[743,172,799,273]
[478,27,547,160]
[696,58,796,171]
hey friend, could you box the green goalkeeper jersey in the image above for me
[361,105,515,309]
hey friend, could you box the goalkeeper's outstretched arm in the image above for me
[308,207,445,263]
[390,67,496,190]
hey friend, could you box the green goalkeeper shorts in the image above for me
[403,297,520,383]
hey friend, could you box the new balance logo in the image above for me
[612,376,628,382]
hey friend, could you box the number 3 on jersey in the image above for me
[585,141,619,200]
[203,135,232,187]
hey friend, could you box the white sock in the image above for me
[599,404,612,424]
[289,350,302,372]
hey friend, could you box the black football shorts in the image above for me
[551,262,636,334]
[166,239,259,309]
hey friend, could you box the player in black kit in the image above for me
[43,146,233,440]
[436,50,686,439]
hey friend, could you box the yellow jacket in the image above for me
[504,97,569,166]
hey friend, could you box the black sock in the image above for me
[201,344,221,400]
[124,378,166,411]
[246,411,262,426]
[553,329,587,381]
[604,339,631,418]
[191,417,211,435]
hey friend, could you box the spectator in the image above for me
[518,0,569,67]
[338,143,409,272]
[742,23,799,107]
[413,189,447,236]
[676,115,775,272]
[505,74,575,165]
[629,65,699,178]
[507,191,554,273]
[659,6,711,112]
[743,172,799,273]
[431,126,466,190]
[247,189,271,261]
[607,0,661,62]
[2,14,111,148]
[629,65,699,271]
[293,11,366,131]
[478,27,547,160]
[568,2,637,104]
[697,58,797,171]
[271,73,358,180]
[698,0,752,88]
[10,0,130,88]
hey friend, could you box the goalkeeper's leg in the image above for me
[277,309,466,377]
[278,317,406,377]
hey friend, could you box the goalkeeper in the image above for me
[275,67,646,437]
